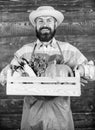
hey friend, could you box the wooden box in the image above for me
[6,70,81,96]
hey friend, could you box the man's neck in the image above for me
[36,38,56,48]
[41,39,52,46]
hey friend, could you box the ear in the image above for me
[55,21,58,28]
[34,23,37,30]
[33,18,37,28]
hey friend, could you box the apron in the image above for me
[21,96,74,130]
[20,42,75,130]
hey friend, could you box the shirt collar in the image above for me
[36,38,57,48]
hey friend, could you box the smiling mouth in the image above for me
[41,29,50,33]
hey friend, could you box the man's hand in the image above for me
[0,65,11,86]
[76,61,95,86]
[0,74,6,86]
[80,77,88,86]
[75,64,88,86]
[76,64,85,77]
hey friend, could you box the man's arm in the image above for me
[0,65,10,86]
[76,60,95,80]
[0,55,21,86]
[61,42,95,81]
[0,45,26,86]
[0,44,37,86]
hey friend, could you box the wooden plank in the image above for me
[0,21,95,37]
[0,12,29,22]
[0,35,95,47]
[71,95,95,112]
[0,99,23,114]
[7,83,81,96]
[0,114,21,129]
[0,0,92,6]
[0,0,94,12]
[0,128,94,130]
[1,75,95,97]
[36,0,94,5]
[76,128,95,130]
[1,11,95,22]
[73,112,95,128]
[0,95,95,114]
[0,35,95,52]
[0,113,95,129]
[0,127,94,130]
[7,72,81,96]
[8,75,79,83]
[62,35,95,52]
[0,21,35,38]
[0,36,35,45]
[64,11,95,23]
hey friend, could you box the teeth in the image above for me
[41,29,49,33]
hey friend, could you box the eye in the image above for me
[38,20,43,23]
[47,18,53,23]
[37,19,43,24]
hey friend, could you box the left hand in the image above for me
[76,64,85,77]
[75,64,88,86]
[80,77,88,86]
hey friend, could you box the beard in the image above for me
[36,26,56,42]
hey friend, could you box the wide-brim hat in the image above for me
[29,6,64,27]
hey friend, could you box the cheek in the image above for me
[36,26,40,31]
[49,23,56,31]
[35,24,41,30]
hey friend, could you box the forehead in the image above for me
[36,16,55,21]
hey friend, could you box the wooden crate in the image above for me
[6,70,81,96]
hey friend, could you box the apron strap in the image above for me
[31,40,64,64]
[56,41,64,64]
[31,42,37,58]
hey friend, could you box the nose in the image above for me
[43,24,47,27]
[42,20,48,27]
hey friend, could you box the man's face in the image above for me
[35,16,57,42]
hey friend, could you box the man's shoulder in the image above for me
[57,40,69,45]
[23,42,36,48]
[15,42,36,57]
[57,40,78,51]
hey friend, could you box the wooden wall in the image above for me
[0,0,95,130]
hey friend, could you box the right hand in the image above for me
[0,65,11,86]
[0,74,7,86]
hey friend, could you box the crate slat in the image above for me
[7,82,80,96]
[8,76,79,83]
[6,70,81,96]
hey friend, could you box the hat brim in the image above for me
[29,10,64,27]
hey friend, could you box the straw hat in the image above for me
[29,6,64,27]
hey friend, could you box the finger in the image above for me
[81,78,88,84]
[81,82,85,86]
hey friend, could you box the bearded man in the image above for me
[0,6,95,130]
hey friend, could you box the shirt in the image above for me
[12,38,87,71]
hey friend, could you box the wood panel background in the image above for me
[0,0,95,130]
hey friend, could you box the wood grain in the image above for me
[0,21,95,37]
[0,0,94,12]
[0,95,95,114]
[0,11,95,22]
[0,113,95,129]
